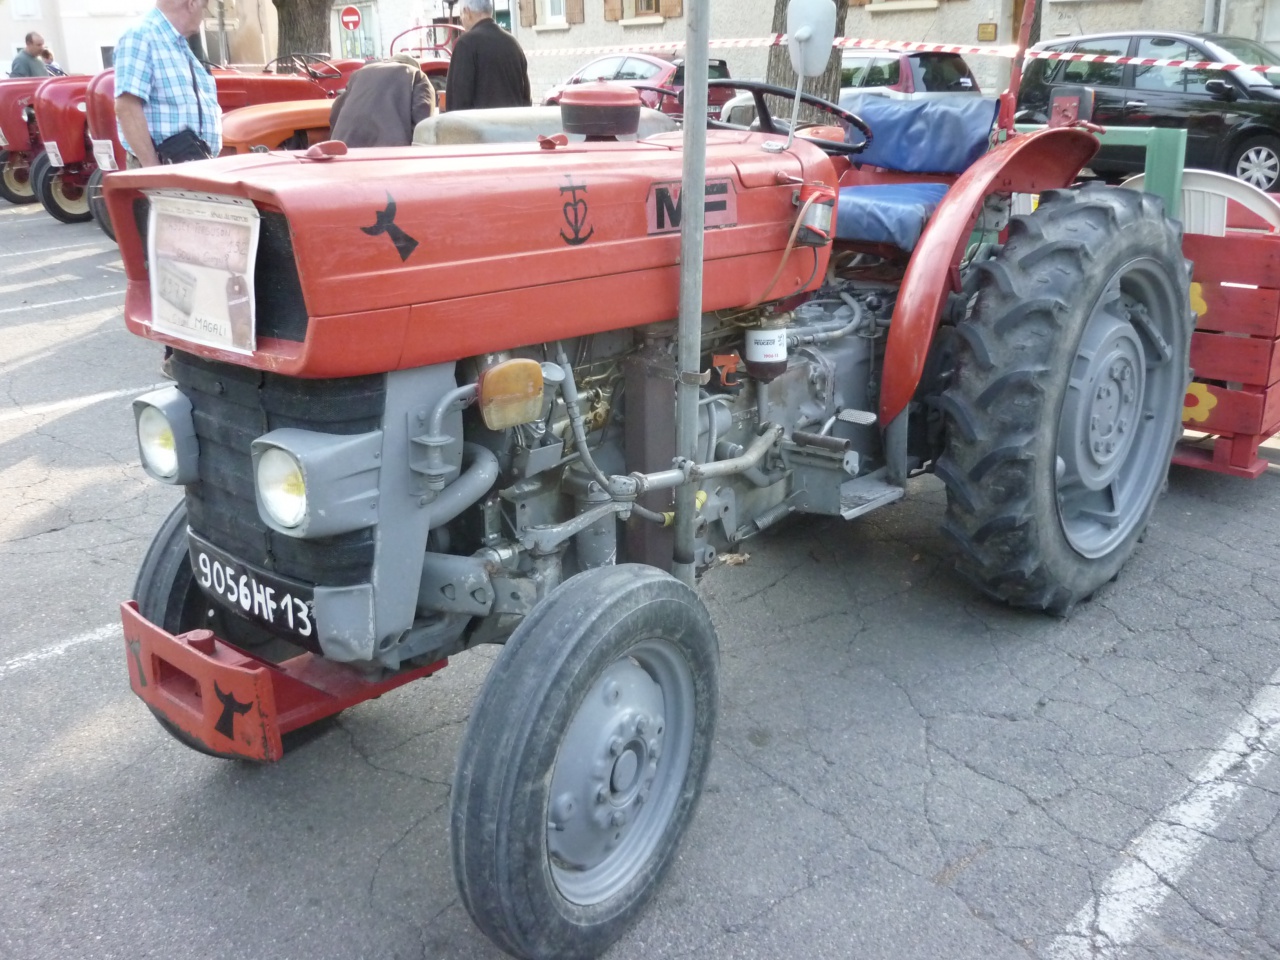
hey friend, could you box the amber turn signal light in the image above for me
[479,358,545,430]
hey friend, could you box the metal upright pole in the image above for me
[217,0,229,66]
[671,0,709,587]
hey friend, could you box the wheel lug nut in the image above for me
[609,737,624,757]
[610,811,627,828]
[648,738,661,760]
[635,716,648,735]
[596,786,609,804]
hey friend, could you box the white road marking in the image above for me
[0,383,165,423]
[0,241,113,259]
[0,290,120,316]
[0,623,118,679]
[1047,668,1280,959]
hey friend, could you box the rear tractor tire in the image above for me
[0,150,38,204]
[937,183,1193,614]
[451,565,719,960]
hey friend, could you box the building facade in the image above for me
[4,0,279,77]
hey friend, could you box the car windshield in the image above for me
[1204,36,1280,88]
[670,60,730,85]
[909,54,978,92]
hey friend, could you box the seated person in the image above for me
[330,53,436,148]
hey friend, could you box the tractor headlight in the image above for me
[251,428,382,538]
[256,446,307,528]
[133,387,198,484]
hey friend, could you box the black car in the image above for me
[1018,31,1280,191]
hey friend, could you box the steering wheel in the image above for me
[263,54,342,81]
[706,79,872,155]
[630,82,682,112]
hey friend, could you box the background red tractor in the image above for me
[0,77,48,205]
[81,58,361,239]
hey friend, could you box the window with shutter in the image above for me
[604,0,623,21]
[518,0,536,28]
[566,0,585,24]
[658,0,682,17]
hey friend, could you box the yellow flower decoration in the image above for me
[1189,282,1207,319]
[1182,381,1219,423]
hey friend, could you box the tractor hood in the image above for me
[104,132,837,378]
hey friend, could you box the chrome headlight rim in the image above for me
[137,404,180,479]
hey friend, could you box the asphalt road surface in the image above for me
[3,201,1280,960]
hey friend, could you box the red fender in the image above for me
[878,126,1100,426]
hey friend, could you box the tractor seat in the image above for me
[835,96,999,250]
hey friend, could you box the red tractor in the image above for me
[81,59,361,238]
[29,75,94,223]
[103,3,1196,958]
[0,77,48,205]
[389,22,459,104]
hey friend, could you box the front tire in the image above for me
[937,183,1193,613]
[1230,135,1280,193]
[27,151,51,207]
[0,151,38,204]
[38,166,93,223]
[451,565,719,960]
[86,168,115,240]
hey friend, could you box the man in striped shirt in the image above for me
[114,0,221,167]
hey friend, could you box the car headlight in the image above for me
[256,447,307,528]
[133,387,198,484]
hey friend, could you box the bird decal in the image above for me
[361,192,420,262]
[213,682,254,740]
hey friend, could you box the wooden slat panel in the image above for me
[1193,282,1280,338]
[1184,231,1280,287]
[1182,381,1268,435]
[1191,331,1280,387]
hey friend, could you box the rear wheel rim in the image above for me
[547,636,695,906]
[51,176,89,215]
[1055,258,1182,558]
[1237,145,1280,190]
[2,162,32,198]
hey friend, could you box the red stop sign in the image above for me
[340,5,362,30]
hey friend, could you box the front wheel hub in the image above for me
[548,658,665,875]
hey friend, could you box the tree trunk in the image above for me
[273,0,334,56]
[765,0,850,121]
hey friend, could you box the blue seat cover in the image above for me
[833,97,998,248]
[835,182,950,249]
[842,95,999,173]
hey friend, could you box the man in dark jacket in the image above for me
[330,53,436,147]
[444,0,531,111]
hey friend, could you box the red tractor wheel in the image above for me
[87,168,115,240]
[0,151,39,204]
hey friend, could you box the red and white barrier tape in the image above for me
[524,33,1280,76]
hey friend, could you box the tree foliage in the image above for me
[272,0,334,56]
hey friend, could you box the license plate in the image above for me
[91,138,117,171]
[188,531,315,640]
[44,142,64,168]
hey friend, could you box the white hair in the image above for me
[460,0,493,16]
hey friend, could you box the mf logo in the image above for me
[645,178,738,235]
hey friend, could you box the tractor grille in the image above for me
[173,353,385,586]
[132,198,309,343]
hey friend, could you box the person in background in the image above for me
[40,49,66,76]
[9,32,49,78]
[330,53,435,147]
[444,0,531,112]
[113,0,221,168]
